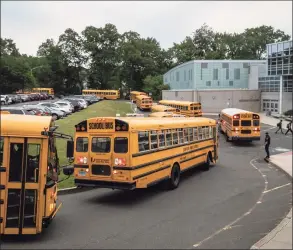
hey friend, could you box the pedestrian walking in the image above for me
[285,120,292,135]
[264,132,271,161]
[275,119,284,134]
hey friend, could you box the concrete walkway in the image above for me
[259,112,292,130]
[251,151,293,249]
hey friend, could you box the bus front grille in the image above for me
[241,130,251,134]
[92,165,111,176]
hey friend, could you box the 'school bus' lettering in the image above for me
[220,108,260,142]
[89,122,114,130]
[70,116,218,191]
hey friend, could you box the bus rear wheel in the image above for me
[168,164,180,190]
[202,154,210,171]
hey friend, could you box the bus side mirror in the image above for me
[66,141,74,158]
[63,165,74,176]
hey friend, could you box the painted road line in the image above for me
[263,183,291,194]
[192,158,268,248]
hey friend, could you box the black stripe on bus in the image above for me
[113,145,214,171]
[74,164,89,169]
[133,165,171,180]
[180,153,206,164]
[132,138,214,158]
[19,138,28,235]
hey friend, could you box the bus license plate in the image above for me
[79,170,86,176]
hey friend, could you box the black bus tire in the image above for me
[202,154,210,171]
[168,163,181,190]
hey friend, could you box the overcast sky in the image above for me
[1,1,292,56]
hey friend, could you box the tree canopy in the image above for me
[0,24,290,96]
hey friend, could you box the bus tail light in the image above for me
[254,128,260,131]
[114,158,126,166]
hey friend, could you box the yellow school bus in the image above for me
[220,108,261,142]
[158,100,202,117]
[151,104,179,114]
[82,89,120,100]
[64,116,218,190]
[130,91,147,103]
[32,88,54,95]
[0,114,74,235]
[149,112,186,118]
[136,95,153,110]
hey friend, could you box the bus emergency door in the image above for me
[2,137,43,234]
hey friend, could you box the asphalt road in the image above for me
[1,117,292,249]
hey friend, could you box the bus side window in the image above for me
[166,130,172,146]
[0,137,3,166]
[193,127,198,141]
[172,129,178,145]
[178,129,184,144]
[138,131,149,152]
[158,131,165,148]
[188,128,193,141]
[183,128,188,143]
[198,127,203,140]
[150,131,158,149]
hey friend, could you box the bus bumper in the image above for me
[42,203,62,228]
[232,136,261,141]
[75,179,137,190]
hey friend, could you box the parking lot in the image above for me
[1,93,101,120]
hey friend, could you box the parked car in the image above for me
[65,98,87,109]
[23,104,52,116]
[62,98,81,112]
[18,94,30,102]
[54,101,74,113]
[46,107,65,120]
[38,102,70,116]
[1,95,9,105]
[0,107,32,115]
[13,95,22,103]
[7,94,17,104]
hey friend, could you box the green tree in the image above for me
[142,75,170,100]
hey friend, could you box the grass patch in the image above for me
[56,100,132,189]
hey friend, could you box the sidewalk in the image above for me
[259,112,291,130]
[251,151,293,249]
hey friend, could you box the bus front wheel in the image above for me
[202,155,210,171]
[168,164,181,190]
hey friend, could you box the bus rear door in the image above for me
[89,135,113,180]
[2,137,43,235]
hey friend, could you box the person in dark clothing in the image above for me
[285,121,292,135]
[264,132,271,160]
[275,119,284,134]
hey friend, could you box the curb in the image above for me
[250,154,292,249]
[58,186,97,195]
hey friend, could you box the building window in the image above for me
[184,71,186,81]
[222,63,229,69]
[217,81,220,86]
[229,81,233,86]
[226,68,229,80]
[190,69,193,81]
[201,63,208,69]
[176,72,179,82]
[243,63,249,68]
[234,68,240,80]
[206,81,211,87]
[213,69,218,80]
